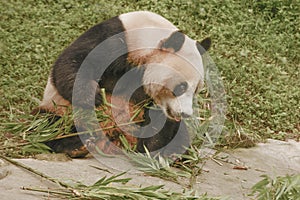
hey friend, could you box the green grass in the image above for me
[1,0,299,153]
[1,0,299,148]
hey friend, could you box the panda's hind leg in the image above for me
[31,108,89,158]
[44,134,89,158]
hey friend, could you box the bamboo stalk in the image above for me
[22,187,73,196]
[47,119,145,141]
[0,155,70,189]
[0,119,145,151]
[0,142,30,150]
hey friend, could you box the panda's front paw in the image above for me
[68,146,89,158]
[85,136,96,152]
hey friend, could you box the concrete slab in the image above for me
[196,139,300,199]
[0,139,299,199]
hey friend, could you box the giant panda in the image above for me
[33,11,211,158]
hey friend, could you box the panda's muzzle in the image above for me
[166,105,191,121]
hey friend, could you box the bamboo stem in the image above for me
[22,187,72,196]
[47,119,145,141]
[0,119,145,150]
[0,155,70,189]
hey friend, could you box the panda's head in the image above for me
[141,31,211,121]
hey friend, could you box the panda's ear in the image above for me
[197,37,211,55]
[160,30,185,52]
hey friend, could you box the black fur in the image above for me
[45,135,88,158]
[137,108,190,157]
[160,30,185,52]
[197,37,211,55]
[52,16,129,108]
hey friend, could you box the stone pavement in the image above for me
[0,139,299,199]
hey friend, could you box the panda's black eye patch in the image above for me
[172,82,188,97]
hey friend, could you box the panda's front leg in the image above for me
[136,109,190,159]
[71,79,103,108]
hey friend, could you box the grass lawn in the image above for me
[1,0,299,152]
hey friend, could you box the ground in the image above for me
[1,139,299,199]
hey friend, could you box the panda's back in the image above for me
[119,11,177,30]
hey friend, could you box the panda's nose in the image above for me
[181,112,191,118]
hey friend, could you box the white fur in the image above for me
[120,11,204,119]
[143,54,201,119]
[39,77,70,115]
[120,11,178,60]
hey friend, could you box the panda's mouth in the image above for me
[166,105,181,122]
